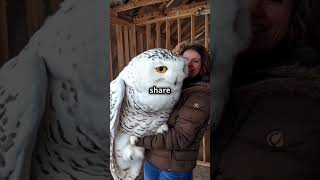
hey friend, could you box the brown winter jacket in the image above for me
[136,82,210,173]
[213,46,320,180]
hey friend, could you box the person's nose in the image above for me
[185,59,192,66]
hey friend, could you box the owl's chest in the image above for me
[46,79,106,140]
[119,99,170,137]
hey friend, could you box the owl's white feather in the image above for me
[0,0,108,179]
[110,48,187,180]
[211,0,251,127]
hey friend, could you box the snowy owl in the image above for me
[110,48,188,180]
[211,0,251,127]
[0,0,107,179]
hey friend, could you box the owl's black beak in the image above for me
[174,78,177,86]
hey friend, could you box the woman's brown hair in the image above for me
[173,41,211,77]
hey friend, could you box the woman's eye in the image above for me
[192,59,200,64]
[155,66,168,73]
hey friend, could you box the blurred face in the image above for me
[248,0,293,51]
[183,49,202,78]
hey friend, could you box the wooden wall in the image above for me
[110,1,211,166]
[110,1,210,80]
[0,0,62,66]
[0,0,9,65]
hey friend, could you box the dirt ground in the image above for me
[193,165,210,180]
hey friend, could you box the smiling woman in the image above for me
[134,41,211,180]
[213,0,320,179]
[249,0,293,51]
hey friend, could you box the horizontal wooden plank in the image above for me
[111,16,133,25]
[133,2,210,25]
[196,161,210,167]
[112,0,170,13]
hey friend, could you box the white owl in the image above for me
[211,0,251,126]
[110,49,188,180]
[0,0,108,179]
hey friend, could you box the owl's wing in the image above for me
[211,0,251,127]
[110,77,127,180]
[0,50,48,179]
[110,77,126,139]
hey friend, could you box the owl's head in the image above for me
[122,48,188,112]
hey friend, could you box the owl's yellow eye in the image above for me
[155,66,168,73]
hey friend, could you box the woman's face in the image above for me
[183,49,202,78]
[248,0,293,51]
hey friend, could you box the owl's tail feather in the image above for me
[111,136,144,180]
[110,138,126,180]
[122,144,144,161]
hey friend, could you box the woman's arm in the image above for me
[135,90,210,150]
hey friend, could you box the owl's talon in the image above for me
[122,146,134,161]
[130,136,138,145]
[156,123,168,134]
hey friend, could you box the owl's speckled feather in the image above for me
[0,0,107,179]
[110,49,187,180]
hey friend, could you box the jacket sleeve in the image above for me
[136,90,210,150]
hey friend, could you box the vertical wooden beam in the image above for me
[0,0,9,63]
[190,15,195,43]
[177,18,181,44]
[26,0,45,36]
[146,23,153,49]
[205,14,209,49]
[202,136,207,162]
[138,32,144,53]
[166,20,170,49]
[109,41,113,80]
[156,22,161,48]
[116,25,125,72]
[129,25,136,59]
[123,26,130,64]
[48,0,62,14]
